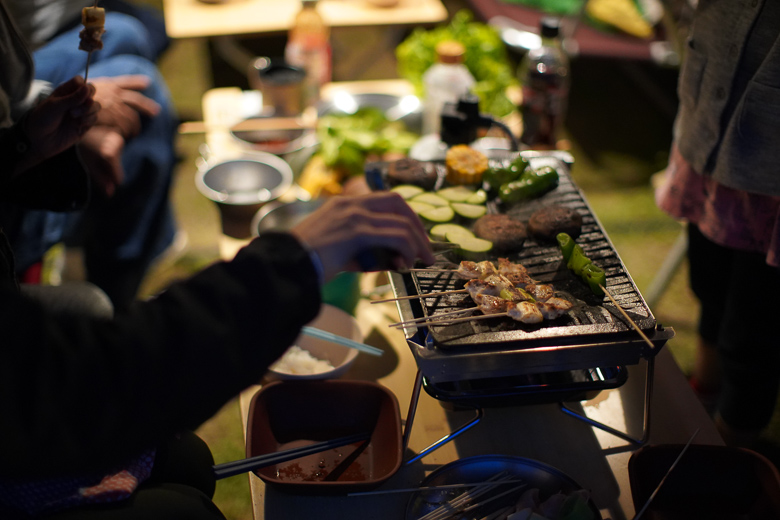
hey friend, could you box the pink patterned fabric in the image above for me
[656,146,780,267]
[0,449,155,516]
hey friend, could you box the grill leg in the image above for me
[402,369,484,465]
[559,355,655,446]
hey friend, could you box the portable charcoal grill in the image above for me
[368,150,675,461]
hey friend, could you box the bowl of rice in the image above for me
[267,304,361,380]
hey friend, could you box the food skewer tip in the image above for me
[599,284,654,349]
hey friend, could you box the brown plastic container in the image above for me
[628,444,780,519]
[245,380,403,494]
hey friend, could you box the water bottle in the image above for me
[519,17,570,149]
[284,0,331,109]
[422,40,476,136]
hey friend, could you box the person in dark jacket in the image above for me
[0,1,435,515]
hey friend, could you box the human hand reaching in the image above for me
[17,76,98,173]
[291,192,436,283]
[90,75,160,139]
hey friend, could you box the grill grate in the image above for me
[404,152,655,350]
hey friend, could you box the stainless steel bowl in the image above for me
[196,152,293,238]
[252,198,325,237]
[316,92,423,134]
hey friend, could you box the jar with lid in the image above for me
[421,40,476,136]
[284,0,331,108]
[519,17,570,149]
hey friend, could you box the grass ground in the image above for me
[127,1,779,518]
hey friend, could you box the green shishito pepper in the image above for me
[557,232,606,296]
[557,232,576,263]
[567,244,591,276]
[582,263,606,296]
[484,155,531,191]
[498,165,559,203]
[484,166,519,191]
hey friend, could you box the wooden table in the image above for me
[163,0,448,39]
[237,274,723,519]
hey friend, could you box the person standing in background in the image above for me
[656,0,780,449]
[3,0,179,311]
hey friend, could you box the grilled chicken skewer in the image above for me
[409,260,498,279]
[427,295,574,327]
[377,259,551,304]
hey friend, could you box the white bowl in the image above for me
[267,305,361,380]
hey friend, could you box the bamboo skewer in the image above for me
[425,311,509,327]
[371,289,467,304]
[389,307,478,328]
[599,284,655,349]
[346,479,527,497]
[418,473,522,520]
[83,0,99,82]
[84,52,92,82]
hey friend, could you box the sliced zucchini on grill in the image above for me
[410,192,450,207]
[455,236,494,260]
[466,189,488,205]
[430,223,475,242]
[407,201,436,215]
[437,186,475,203]
[391,184,425,200]
[420,205,455,224]
[451,202,487,220]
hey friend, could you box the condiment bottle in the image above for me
[284,0,331,109]
[421,40,476,136]
[519,17,570,149]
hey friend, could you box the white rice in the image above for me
[270,346,335,375]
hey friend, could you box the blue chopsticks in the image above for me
[301,326,384,357]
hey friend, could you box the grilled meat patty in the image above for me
[527,205,583,242]
[386,158,438,190]
[473,214,527,251]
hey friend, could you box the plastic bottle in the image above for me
[519,17,570,149]
[421,40,476,136]
[284,0,331,109]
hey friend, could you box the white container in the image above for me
[422,40,476,136]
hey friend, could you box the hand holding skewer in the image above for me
[291,192,436,284]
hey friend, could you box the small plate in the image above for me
[405,455,601,519]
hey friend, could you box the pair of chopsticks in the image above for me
[212,432,369,480]
[177,116,314,135]
[301,326,383,357]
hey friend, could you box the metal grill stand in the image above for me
[401,330,669,464]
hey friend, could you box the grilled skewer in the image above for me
[401,295,574,327]
[80,1,105,82]
[410,260,499,280]
[389,307,479,328]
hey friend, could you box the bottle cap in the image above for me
[436,40,466,64]
[540,17,561,39]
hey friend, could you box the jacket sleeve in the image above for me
[0,120,91,211]
[0,232,322,478]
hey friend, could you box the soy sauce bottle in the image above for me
[519,17,569,149]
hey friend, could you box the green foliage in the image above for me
[396,10,517,117]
